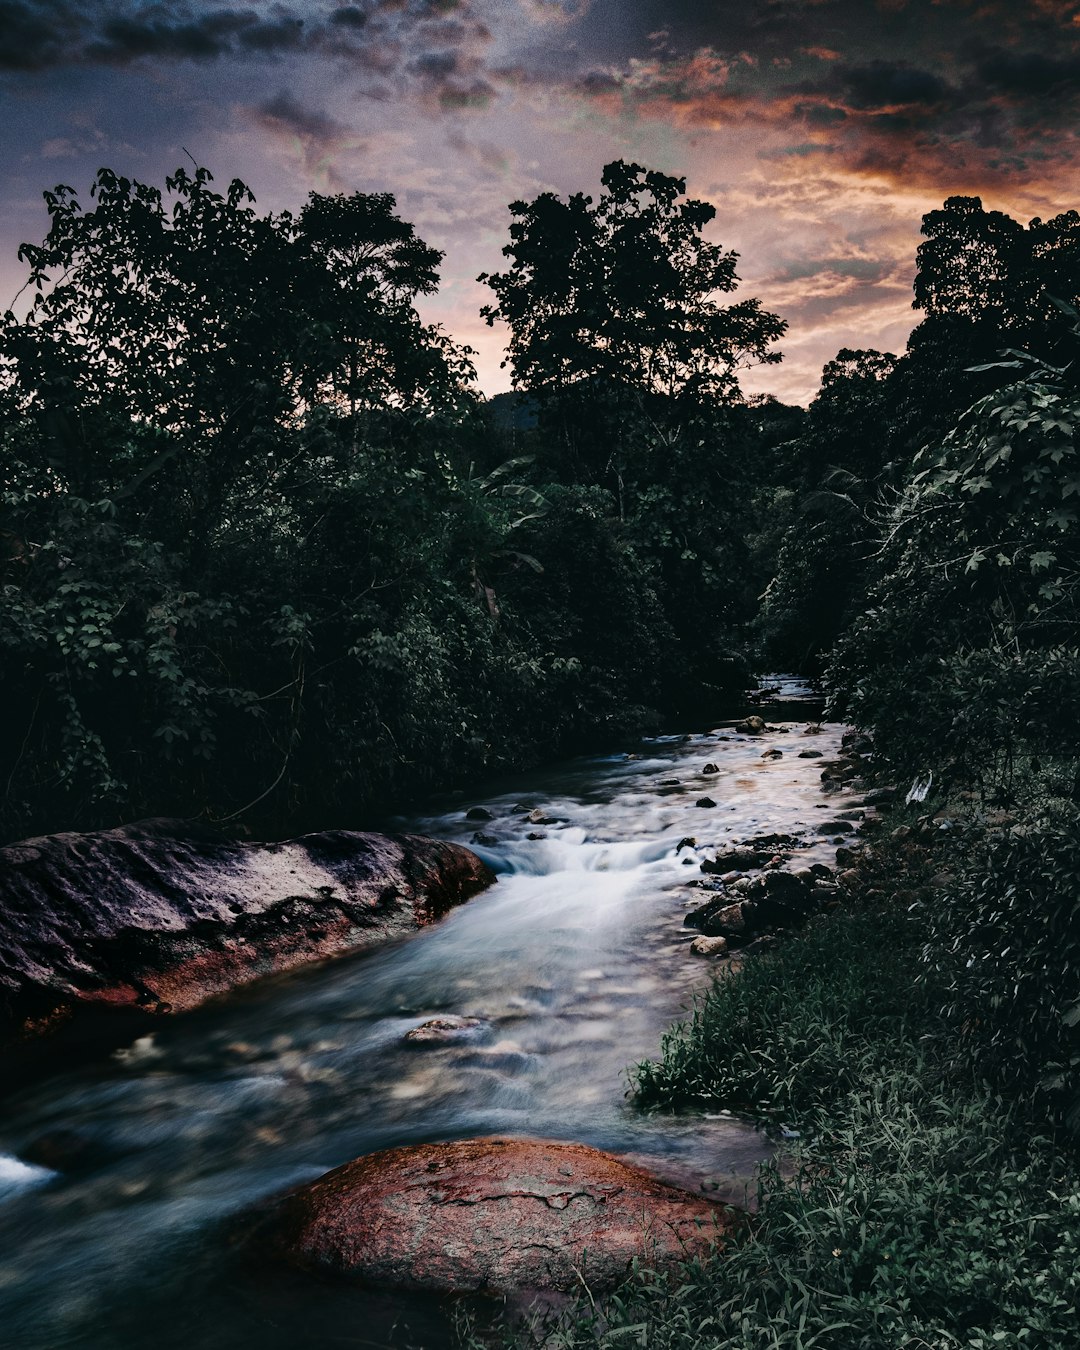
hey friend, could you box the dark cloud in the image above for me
[413,49,460,78]
[0,0,80,70]
[977,48,1080,97]
[832,61,953,110]
[331,6,368,29]
[562,0,1080,188]
[86,10,308,64]
[0,0,489,79]
[255,91,349,141]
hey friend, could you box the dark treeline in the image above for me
[2,161,1079,875]
[0,160,787,843]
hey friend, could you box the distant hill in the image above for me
[485,390,539,431]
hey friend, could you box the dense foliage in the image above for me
[480,163,787,699]
[0,161,774,842]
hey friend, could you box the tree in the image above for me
[904,197,1080,447]
[1,168,474,537]
[479,160,786,508]
[296,191,474,418]
[754,349,900,669]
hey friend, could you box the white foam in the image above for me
[0,1153,55,1202]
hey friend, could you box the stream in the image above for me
[0,678,859,1349]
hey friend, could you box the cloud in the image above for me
[0,0,495,89]
[246,91,356,184]
[824,60,953,110]
[0,1,82,70]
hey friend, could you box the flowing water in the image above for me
[0,678,860,1349]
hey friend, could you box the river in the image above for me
[0,677,858,1349]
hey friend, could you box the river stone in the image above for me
[268,1137,736,1293]
[0,818,494,1058]
[689,935,729,957]
[701,763,720,775]
[686,900,747,938]
[465,807,495,822]
[701,849,769,874]
[735,716,766,735]
[403,1016,488,1046]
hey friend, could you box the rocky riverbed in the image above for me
[0,678,887,1348]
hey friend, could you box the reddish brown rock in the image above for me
[269,1137,737,1293]
[0,819,494,1055]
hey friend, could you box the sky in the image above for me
[2,0,1079,405]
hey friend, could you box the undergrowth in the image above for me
[632,901,930,1127]
[466,1059,1080,1349]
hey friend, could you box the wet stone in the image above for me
[403,1016,489,1047]
[689,935,729,957]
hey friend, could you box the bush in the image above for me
[830,370,1080,789]
[633,901,928,1127]
[924,804,1080,1132]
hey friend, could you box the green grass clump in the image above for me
[633,901,929,1126]
[469,1063,1080,1349]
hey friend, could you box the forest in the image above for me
[3,161,1080,1346]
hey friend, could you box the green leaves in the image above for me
[479,157,785,443]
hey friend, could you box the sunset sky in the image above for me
[2,0,1079,404]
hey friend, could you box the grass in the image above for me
[632,900,929,1128]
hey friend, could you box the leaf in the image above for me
[1030,550,1056,572]
[500,549,544,573]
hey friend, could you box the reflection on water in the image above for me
[0,679,857,1349]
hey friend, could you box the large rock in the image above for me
[0,819,494,1053]
[268,1137,737,1293]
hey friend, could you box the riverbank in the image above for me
[469,803,1080,1349]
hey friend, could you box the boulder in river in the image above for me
[0,818,494,1060]
[403,1016,488,1047]
[734,716,766,735]
[701,848,769,874]
[686,899,747,938]
[267,1137,737,1293]
[689,935,729,957]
